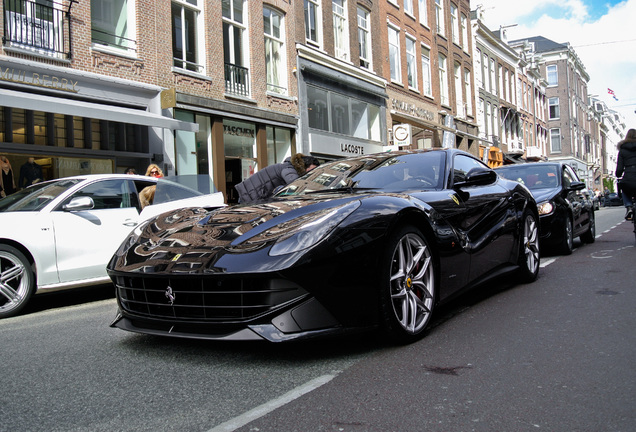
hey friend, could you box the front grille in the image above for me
[113,275,307,322]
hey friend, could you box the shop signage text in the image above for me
[340,143,364,155]
[223,124,255,138]
[0,67,79,93]
[391,98,435,121]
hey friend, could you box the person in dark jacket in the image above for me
[616,128,636,220]
[235,153,320,204]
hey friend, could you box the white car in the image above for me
[0,174,225,318]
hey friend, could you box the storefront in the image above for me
[0,57,196,186]
[296,45,388,160]
[172,93,298,204]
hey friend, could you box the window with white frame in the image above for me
[439,53,449,105]
[486,101,492,138]
[464,68,472,116]
[478,98,486,137]
[388,24,402,83]
[454,62,463,117]
[332,0,349,60]
[264,6,287,95]
[421,45,432,96]
[475,48,483,89]
[547,64,558,86]
[406,35,418,89]
[498,65,503,98]
[418,0,428,26]
[304,0,322,47]
[489,58,496,94]
[357,6,371,69]
[550,128,561,152]
[461,13,468,52]
[404,0,414,15]
[549,97,560,119]
[172,0,204,73]
[223,0,249,96]
[435,0,445,36]
[450,3,459,45]
[92,0,137,53]
[504,70,509,102]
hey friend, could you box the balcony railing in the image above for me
[3,0,71,58]
[225,63,250,97]
[91,29,137,55]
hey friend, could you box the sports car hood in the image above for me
[530,187,560,203]
[109,195,363,274]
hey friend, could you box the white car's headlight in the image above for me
[269,201,360,256]
[537,201,554,216]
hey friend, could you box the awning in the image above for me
[0,88,198,132]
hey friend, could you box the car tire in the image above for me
[0,245,36,319]
[379,225,435,344]
[559,216,574,255]
[518,211,540,283]
[581,211,596,244]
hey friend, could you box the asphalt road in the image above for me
[2,207,633,432]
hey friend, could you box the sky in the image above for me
[475,0,636,133]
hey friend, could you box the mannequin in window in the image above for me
[0,156,17,198]
[19,157,43,189]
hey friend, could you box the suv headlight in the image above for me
[537,201,554,216]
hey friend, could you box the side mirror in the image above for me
[454,167,497,189]
[568,181,585,191]
[63,196,95,212]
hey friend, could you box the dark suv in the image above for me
[496,162,595,255]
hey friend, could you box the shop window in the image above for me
[12,109,26,144]
[267,126,291,166]
[307,84,381,142]
[0,108,4,142]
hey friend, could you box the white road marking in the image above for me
[206,374,337,432]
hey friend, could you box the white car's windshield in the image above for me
[0,179,82,212]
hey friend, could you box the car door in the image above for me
[51,179,142,284]
[450,155,517,283]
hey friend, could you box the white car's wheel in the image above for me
[0,245,35,319]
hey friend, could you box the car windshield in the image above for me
[497,165,560,190]
[275,152,446,196]
[0,179,82,212]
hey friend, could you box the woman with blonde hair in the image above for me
[0,156,17,198]
[145,164,163,178]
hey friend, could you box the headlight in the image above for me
[537,201,554,216]
[269,201,360,256]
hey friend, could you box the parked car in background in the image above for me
[107,149,540,344]
[0,174,225,318]
[496,162,595,255]
[604,192,623,207]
